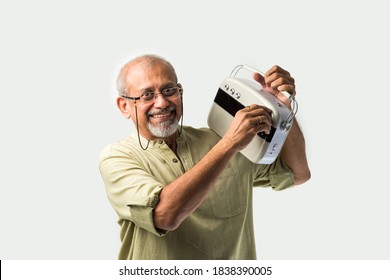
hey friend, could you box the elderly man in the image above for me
[99,54,310,259]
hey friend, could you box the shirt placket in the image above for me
[176,138,194,172]
[156,139,185,175]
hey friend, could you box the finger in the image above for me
[264,75,296,97]
[239,105,271,119]
[264,65,294,87]
[248,109,272,126]
[277,84,296,96]
[238,107,272,130]
[242,104,273,124]
[269,78,295,94]
[247,104,273,116]
[250,118,272,134]
[251,114,272,128]
[265,74,295,88]
[258,123,272,134]
[252,72,266,88]
[265,65,290,77]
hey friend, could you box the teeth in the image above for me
[152,112,171,118]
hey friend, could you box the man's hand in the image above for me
[253,65,296,107]
[222,104,272,152]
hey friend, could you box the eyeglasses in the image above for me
[121,85,182,105]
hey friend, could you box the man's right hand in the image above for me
[221,104,272,152]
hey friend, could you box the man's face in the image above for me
[124,61,182,140]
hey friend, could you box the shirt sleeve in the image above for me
[99,144,167,237]
[253,155,295,191]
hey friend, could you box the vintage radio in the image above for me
[207,65,298,164]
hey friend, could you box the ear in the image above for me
[116,97,132,119]
[178,83,183,97]
[177,83,184,117]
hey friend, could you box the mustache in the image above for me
[147,106,176,116]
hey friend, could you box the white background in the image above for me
[0,0,389,260]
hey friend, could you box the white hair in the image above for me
[116,54,177,96]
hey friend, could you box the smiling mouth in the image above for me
[151,112,172,119]
[148,108,176,121]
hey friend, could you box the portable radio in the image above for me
[207,65,298,164]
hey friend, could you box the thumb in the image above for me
[253,72,266,88]
[253,72,275,94]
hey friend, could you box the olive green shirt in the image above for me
[99,126,294,260]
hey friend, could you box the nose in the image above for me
[153,93,169,108]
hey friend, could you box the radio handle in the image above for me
[230,64,293,100]
[230,64,298,131]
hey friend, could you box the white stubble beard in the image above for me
[147,118,179,138]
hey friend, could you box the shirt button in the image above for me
[158,139,163,144]
[172,158,178,163]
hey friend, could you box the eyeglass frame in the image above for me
[121,83,183,104]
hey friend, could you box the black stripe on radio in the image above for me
[213,88,275,143]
